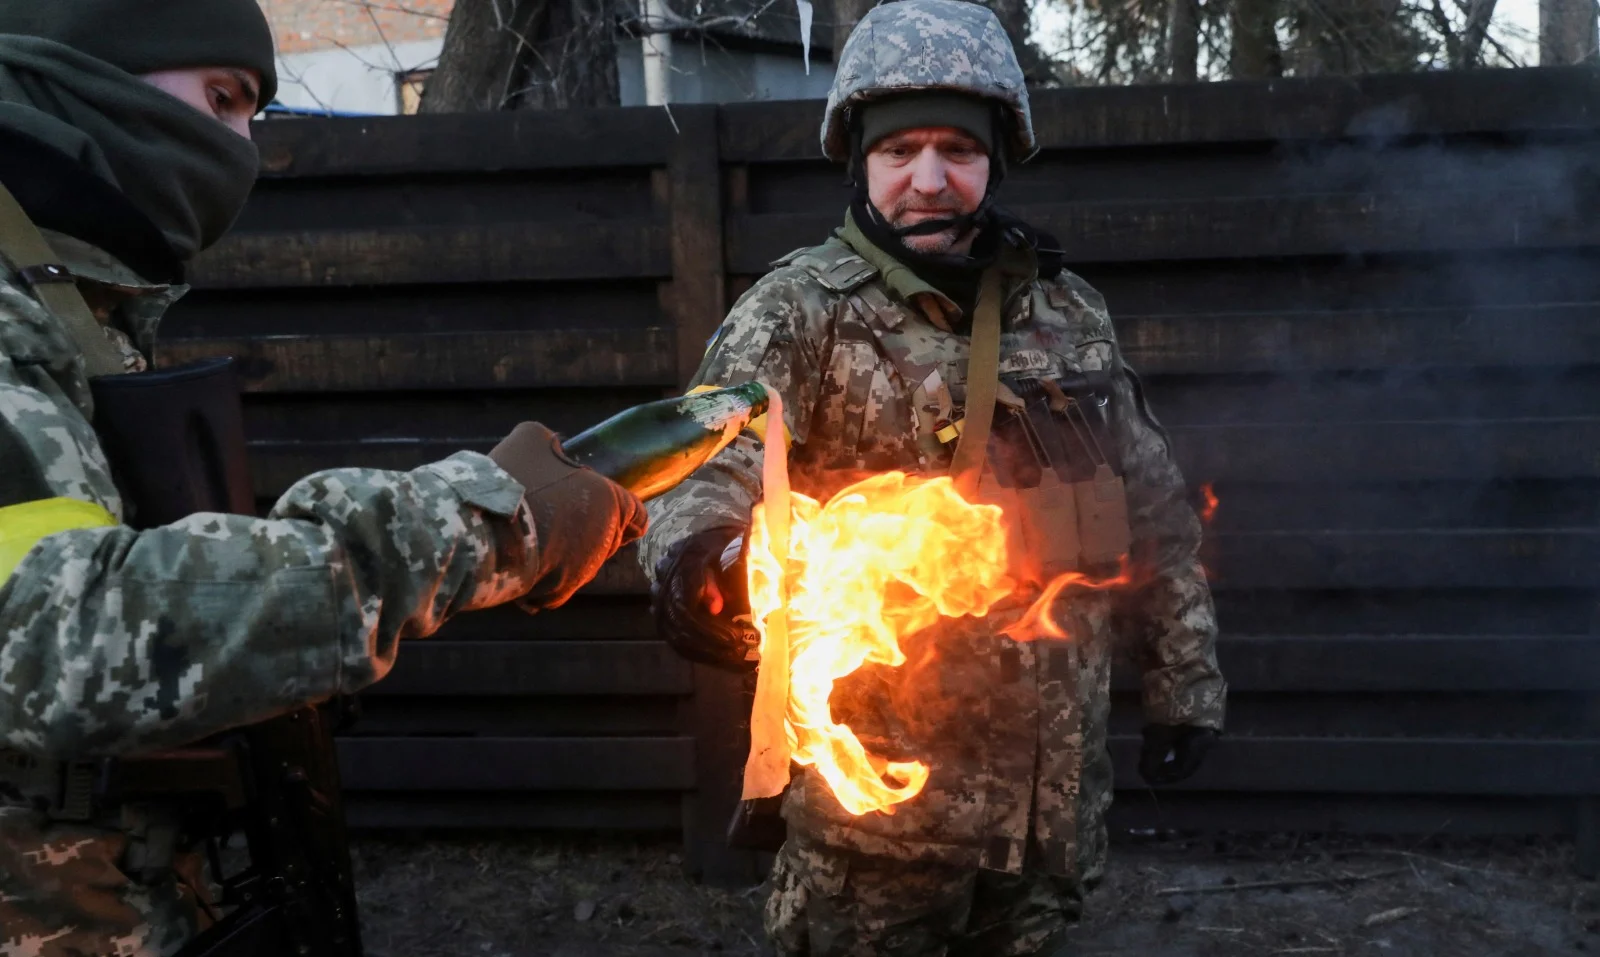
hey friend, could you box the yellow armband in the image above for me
[0,497,117,583]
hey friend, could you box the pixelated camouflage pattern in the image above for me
[764,834,1082,957]
[0,237,552,955]
[642,218,1225,895]
[822,0,1034,162]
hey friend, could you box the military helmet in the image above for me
[821,0,1035,164]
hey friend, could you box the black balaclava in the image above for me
[0,0,278,267]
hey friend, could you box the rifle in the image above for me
[90,357,363,957]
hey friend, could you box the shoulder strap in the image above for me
[948,267,1003,499]
[0,182,125,378]
[783,241,878,295]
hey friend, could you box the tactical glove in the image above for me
[653,525,761,671]
[489,422,647,611]
[1138,723,1218,786]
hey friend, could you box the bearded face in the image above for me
[864,127,991,255]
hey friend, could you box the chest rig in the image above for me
[793,240,1132,586]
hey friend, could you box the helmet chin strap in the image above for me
[875,191,996,240]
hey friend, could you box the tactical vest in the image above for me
[775,239,1132,585]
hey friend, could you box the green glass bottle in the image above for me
[562,382,770,500]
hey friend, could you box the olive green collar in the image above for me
[838,208,960,318]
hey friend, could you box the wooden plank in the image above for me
[719,67,1600,161]
[1105,736,1600,795]
[1205,634,1600,692]
[1211,589,1600,639]
[352,697,680,737]
[1197,481,1600,534]
[665,105,728,390]
[1207,530,1600,589]
[1106,794,1574,837]
[249,441,492,495]
[1094,249,1600,316]
[742,142,1597,217]
[335,739,1596,806]
[372,634,1596,698]
[1108,692,1596,739]
[344,793,683,830]
[1119,304,1600,374]
[158,329,677,393]
[253,107,678,177]
[246,419,1600,498]
[1171,419,1600,482]
[429,600,652,642]
[161,281,665,340]
[725,189,1594,273]
[1146,374,1600,427]
[1087,248,1600,317]
[336,736,694,791]
[190,220,670,289]
[235,392,658,446]
[366,641,692,696]
[680,665,764,886]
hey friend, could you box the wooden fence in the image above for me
[157,67,1600,883]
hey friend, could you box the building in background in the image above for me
[260,0,833,116]
[263,0,450,115]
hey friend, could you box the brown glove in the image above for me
[489,422,647,611]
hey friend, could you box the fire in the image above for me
[745,471,1014,815]
[1001,564,1131,642]
[1199,482,1220,524]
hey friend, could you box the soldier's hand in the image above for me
[490,422,647,611]
[1138,723,1218,786]
[653,525,760,671]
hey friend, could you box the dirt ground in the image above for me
[351,832,1596,957]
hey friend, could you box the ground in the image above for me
[352,832,1596,956]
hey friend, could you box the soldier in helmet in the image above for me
[0,2,644,953]
[644,1,1226,953]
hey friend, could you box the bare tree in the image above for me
[1230,0,1286,75]
[1166,0,1200,78]
[1287,0,1427,74]
[1455,0,1499,62]
[421,0,619,112]
[1539,0,1597,62]
[1417,0,1500,66]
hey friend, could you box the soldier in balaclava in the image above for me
[0,3,645,953]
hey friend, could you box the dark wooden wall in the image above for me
[158,68,1600,883]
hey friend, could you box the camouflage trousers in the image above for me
[764,836,1083,957]
[0,804,213,957]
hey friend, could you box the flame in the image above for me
[1002,564,1131,642]
[1199,482,1220,524]
[746,471,1014,816]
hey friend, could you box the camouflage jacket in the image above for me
[642,216,1226,884]
[0,233,546,955]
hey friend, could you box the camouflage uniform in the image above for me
[644,219,1225,954]
[640,5,1224,952]
[0,232,555,954]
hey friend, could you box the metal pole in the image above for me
[643,0,673,105]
